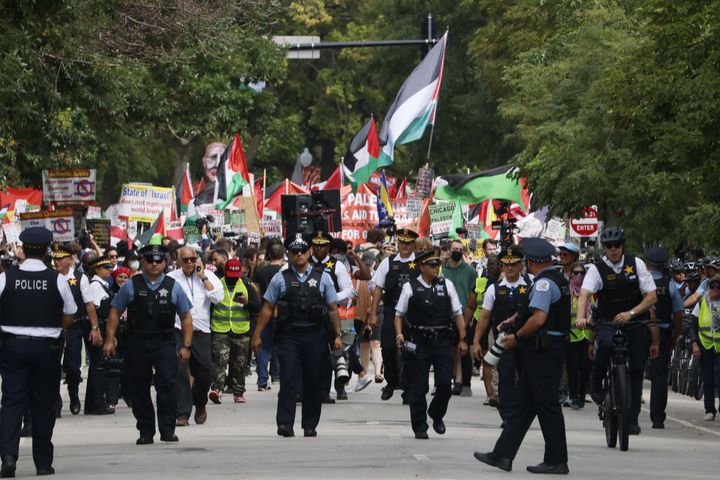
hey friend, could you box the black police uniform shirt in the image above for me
[0,258,77,338]
[395,276,463,320]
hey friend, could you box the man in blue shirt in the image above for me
[252,233,342,438]
[645,247,684,429]
[103,244,193,445]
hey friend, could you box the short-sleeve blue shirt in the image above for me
[650,270,684,314]
[528,268,562,314]
[263,265,338,306]
[111,273,193,315]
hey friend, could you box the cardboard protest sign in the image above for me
[42,169,97,203]
[19,210,75,242]
[118,184,174,223]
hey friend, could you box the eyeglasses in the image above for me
[146,258,164,265]
[604,241,623,250]
[572,271,585,276]
[180,257,197,263]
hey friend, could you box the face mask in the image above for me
[451,251,463,262]
[128,260,140,270]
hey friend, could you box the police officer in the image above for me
[103,244,194,445]
[0,227,77,477]
[472,246,530,421]
[474,238,570,475]
[251,234,343,437]
[51,243,102,416]
[576,227,659,436]
[644,246,683,429]
[394,249,467,439]
[309,231,354,402]
[368,228,420,401]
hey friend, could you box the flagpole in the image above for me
[426,29,448,164]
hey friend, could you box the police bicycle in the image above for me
[592,318,657,452]
[670,315,703,399]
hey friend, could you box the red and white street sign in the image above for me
[569,206,599,237]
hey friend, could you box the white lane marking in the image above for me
[412,454,429,461]
[366,420,380,425]
[350,405,363,411]
[641,407,720,438]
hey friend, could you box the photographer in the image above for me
[471,246,530,422]
[394,249,467,439]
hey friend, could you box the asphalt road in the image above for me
[13,370,720,479]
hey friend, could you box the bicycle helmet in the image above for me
[599,227,625,245]
[706,256,720,271]
[686,270,700,282]
[669,260,684,272]
[683,261,695,271]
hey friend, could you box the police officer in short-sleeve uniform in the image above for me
[394,250,468,439]
[251,234,343,438]
[0,227,77,477]
[474,238,570,475]
[103,244,194,445]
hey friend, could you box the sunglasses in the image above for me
[572,271,585,276]
[146,258,164,265]
[604,241,623,250]
[180,257,197,263]
[108,254,118,259]
[289,248,308,255]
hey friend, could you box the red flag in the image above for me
[394,178,407,200]
[324,165,342,191]
[254,177,264,217]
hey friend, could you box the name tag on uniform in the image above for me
[436,285,445,296]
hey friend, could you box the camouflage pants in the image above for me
[211,332,249,395]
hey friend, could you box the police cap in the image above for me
[644,246,669,266]
[416,249,441,266]
[139,244,168,261]
[51,242,74,259]
[395,228,419,243]
[92,255,114,269]
[310,231,333,246]
[498,246,524,265]
[521,237,556,263]
[284,233,310,252]
[19,227,53,247]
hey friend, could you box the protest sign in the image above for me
[86,219,111,246]
[428,202,455,237]
[415,167,434,199]
[118,184,173,223]
[261,219,282,238]
[42,169,97,204]
[2,223,21,244]
[19,210,75,242]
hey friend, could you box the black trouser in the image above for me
[407,338,454,433]
[381,306,402,389]
[276,329,325,429]
[460,322,477,387]
[699,345,720,414]
[497,348,523,421]
[493,340,568,464]
[649,328,673,425]
[591,326,649,424]
[566,339,591,401]
[0,335,62,470]
[174,330,212,419]
[124,334,178,438]
[61,320,84,407]
[82,321,107,413]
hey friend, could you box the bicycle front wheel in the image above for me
[614,364,630,451]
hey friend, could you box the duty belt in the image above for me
[408,327,454,343]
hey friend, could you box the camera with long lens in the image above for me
[97,357,125,377]
[195,214,215,231]
[332,348,350,384]
[484,324,516,366]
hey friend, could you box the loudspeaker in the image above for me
[280,189,341,237]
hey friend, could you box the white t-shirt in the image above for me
[581,255,656,294]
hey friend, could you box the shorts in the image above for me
[354,317,381,343]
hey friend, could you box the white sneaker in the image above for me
[704,412,716,421]
[355,375,372,392]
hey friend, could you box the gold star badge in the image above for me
[518,286,527,295]
[325,261,335,270]
[68,278,77,286]
[408,262,416,269]
[624,265,634,275]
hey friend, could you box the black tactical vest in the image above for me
[279,268,326,325]
[595,255,647,320]
[91,279,115,320]
[406,277,454,329]
[491,280,531,331]
[0,267,64,328]
[68,270,87,321]
[652,273,673,326]
[533,268,572,333]
[383,258,420,309]
[126,275,177,335]
[313,257,340,292]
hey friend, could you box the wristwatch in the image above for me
[182,345,192,350]
[629,310,636,318]
[91,325,99,331]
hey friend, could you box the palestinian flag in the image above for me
[175,163,194,215]
[434,167,527,210]
[378,32,447,166]
[0,187,43,224]
[214,133,250,210]
[134,211,166,247]
[343,116,381,191]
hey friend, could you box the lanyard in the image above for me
[185,274,195,301]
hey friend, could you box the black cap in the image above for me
[498,245,524,264]
[415,249,441,266]
[19,227,53,246]
[644,246,669,266]
[51,242,75,259]
[310,231,333,246]
[139,244,168,260]
[521,238,556,263]
[284,233,311,251]
[395,228,419,243]
[92,255,113,269]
